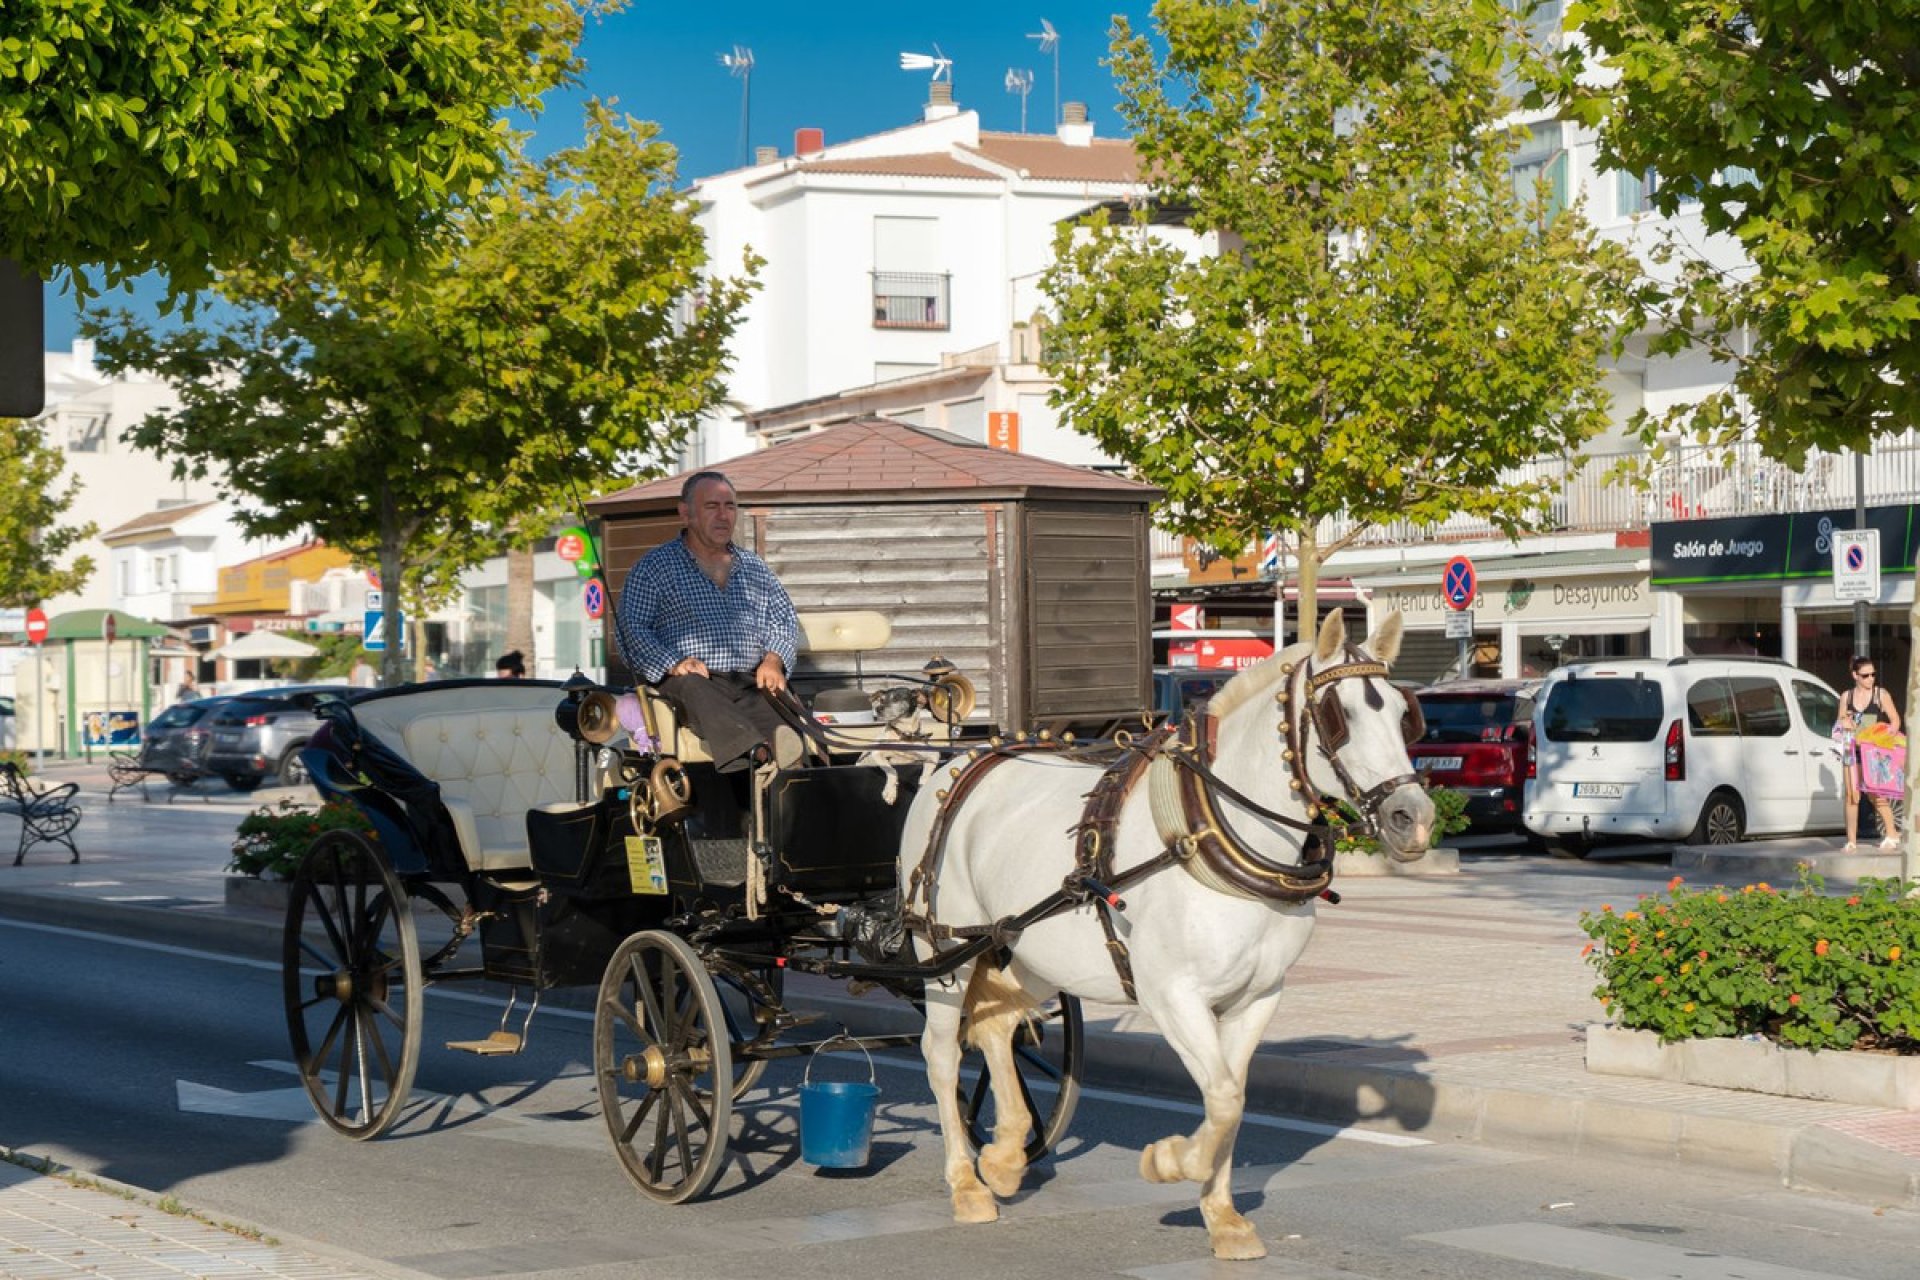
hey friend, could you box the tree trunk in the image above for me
[377,540,407,689]
[505,546,535,674]
[1295,525,1320,647]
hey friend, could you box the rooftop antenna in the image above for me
[1004,67,1034,133]
[1028,18,1059,127]
[718,45,754,166]
[899,43,954,83]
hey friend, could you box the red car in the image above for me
[1409,679,1542,835]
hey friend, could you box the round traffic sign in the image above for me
[583,577,607,621]
[1442,556,1477,611]
[556,533,586,562]
[103,612,117,644]
[24,607,48,645]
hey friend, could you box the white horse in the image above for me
[900,610,1433,1261]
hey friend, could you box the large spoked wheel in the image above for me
[282,829,423,1139]
[961,993,1084,1162]
[708,965,781,1102]
[595,930,733,1204]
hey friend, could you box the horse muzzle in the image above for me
[1374,782,1436,862]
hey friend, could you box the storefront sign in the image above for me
[82,710,139,747]
[1652,505,1914,585]
[1371,573,1646,628]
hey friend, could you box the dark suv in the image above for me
[136,697,232,783]
[1409,679,1542,834]
[204,685,357,790]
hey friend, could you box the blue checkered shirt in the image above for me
[616,535,799,684]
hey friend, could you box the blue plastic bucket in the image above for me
[799,1036,880,1168]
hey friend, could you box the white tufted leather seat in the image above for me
[350,685,598,874]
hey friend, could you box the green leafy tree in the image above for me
[0,417,95,606]
[87,106,754,685]
[0,0,613,296]
[1561,0,1920,465]
[1044,0,1639,640]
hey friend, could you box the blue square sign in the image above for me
[364,609,405,652]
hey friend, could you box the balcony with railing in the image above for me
[1149,430,1920,563]
[871,271,950,330]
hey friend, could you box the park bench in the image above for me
[107,748,214,805]
[1,761,82,865]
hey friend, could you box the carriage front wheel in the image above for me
[282,829,423,1139]
[595,930,733,1204]
[963,992,1084,1162]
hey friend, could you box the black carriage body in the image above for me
[764,764,920,900]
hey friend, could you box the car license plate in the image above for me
[1574,782,1624,799]
[1419,756,1463,771]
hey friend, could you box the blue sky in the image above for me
[47,1,1158,349]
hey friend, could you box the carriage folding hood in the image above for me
[1523,658,1846,849]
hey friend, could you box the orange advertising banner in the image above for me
[988,410,1020,451]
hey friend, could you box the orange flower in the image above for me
[1624,910,1641,921]
[1667,875,1684,891]
[1716,893,1729,903]
[1581,942,1594,957]
[1759,882,1772,892]
[1847,896,1861,906]
[1893,946,1905,962]
[1682,1002,1695,1013]
[1653,975,1666,985]
[1601,904,1614,914]
[1789,993,1802,1005]
[1815,939,1830,957]
[1698,950,1709,961]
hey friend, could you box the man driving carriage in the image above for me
[616,469,806,772]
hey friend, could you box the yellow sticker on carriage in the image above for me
[625,835,667,895]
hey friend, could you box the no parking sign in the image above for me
[1442,556,1477,611]
[583,577,607,620]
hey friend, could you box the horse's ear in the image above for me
[1365,611,1405,667]
[1315,608,1346,662]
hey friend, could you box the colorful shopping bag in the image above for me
[1856,723,1907,799]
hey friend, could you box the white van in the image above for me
[1523,658,1845,854]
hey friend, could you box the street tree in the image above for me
[0,0,613,296]
[1043,0,1639,641]
[0,417,95,607]
[1562,1,1920,466]
[1560,1,1920,878]
[87,106,754,686]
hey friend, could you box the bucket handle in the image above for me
[803,1030,875,1088]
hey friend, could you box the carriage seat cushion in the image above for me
[349,686,591,874]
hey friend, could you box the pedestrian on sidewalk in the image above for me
[494,649,527,679]
[1835,654,1902,851]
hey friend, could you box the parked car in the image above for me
[1152,666,1238,726]
[204,685,358,790]
[1524,657,1845,855]
[1408,679,1541,834]
[0,694,14,751]
[135,697,232,783]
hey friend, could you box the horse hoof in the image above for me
[978,1148,1025,1199]
[953,1187,999,1224]
[1139,1137,1187,1184]
[1210,1231,1267,1262]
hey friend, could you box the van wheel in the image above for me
[1688,791,1744,846]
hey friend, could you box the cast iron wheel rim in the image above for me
[961,993,1084,1162]
[595,930,733,1204]
[282,829,422,1139]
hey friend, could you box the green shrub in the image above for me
[228,798,375,880]
[1332,785,1470,854]
[1580,870,1920,1053]
[0,749,31,776]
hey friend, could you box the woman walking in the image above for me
[1835,655,1902,851]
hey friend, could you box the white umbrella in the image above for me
[211,630,320,661]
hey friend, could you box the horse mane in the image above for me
[1206,639,1316,721]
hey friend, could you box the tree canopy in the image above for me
[86,106,754,684]
[1044,0,1639,640]
[0,0,610,296]
[1561,0,1920,465]
[0,416,95,608]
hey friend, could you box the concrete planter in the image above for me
[1333,846,1459,877]
[224,875,291,913]
[1587,1023,1920,1110]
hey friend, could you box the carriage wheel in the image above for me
[595,930,733,1204]
[962,993,1084,1162]
[282,829,423,1139]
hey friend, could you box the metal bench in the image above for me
[107,750,214,804]
[1,761,82,865]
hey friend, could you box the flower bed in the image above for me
[228,798,374,880]
[1579,871,1920,1055]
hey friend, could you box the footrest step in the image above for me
[446,1030,524,1056]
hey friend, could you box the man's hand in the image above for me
[668,657,710,679]
[755,652,787,694]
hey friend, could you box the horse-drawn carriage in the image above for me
[285,607,1433,1259]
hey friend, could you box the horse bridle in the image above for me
[1280,646,1423,836]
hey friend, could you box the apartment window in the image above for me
[1618,166,1701,217]
[873,215,948,330]
[1498,0,1565,99]
[1510,122,1567,226]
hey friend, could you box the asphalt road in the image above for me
[4,916,1918,1280]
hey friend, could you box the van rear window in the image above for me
[1541,679,1665,742]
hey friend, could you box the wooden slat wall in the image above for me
[1023,505,1151,722]
[604,513,683,685]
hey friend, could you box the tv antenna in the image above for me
[1028,18,1059,127]
[1004,67,1034,132]
[899,43,954,83]
[718,45,754,166]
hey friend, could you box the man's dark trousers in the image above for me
[658,672,788,771]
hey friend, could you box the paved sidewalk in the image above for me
[3,755,1918,1278]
